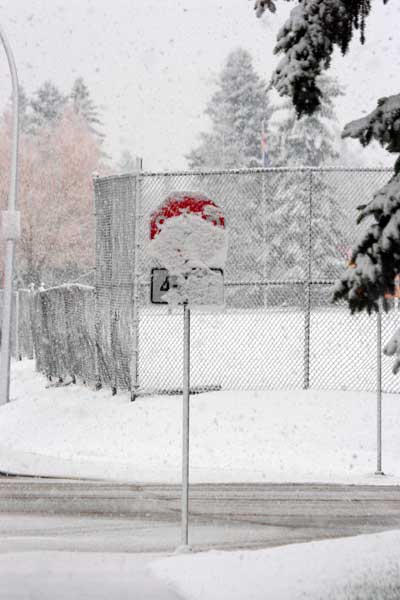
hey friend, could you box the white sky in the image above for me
[0,0,399,170]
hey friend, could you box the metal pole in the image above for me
[262,171,267,308]
[93,175,102,390]
[130,157,142,402]
[14,290,19,360]
[180,302,191,551]
[303,170,312,389]
[261,119,269,308]
[376,304,384,475]
[0,24,20,405]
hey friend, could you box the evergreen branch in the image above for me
[342,94,400,156]
[256,0,389,116]
[333,173,400,313]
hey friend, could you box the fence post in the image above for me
[93,175,102,391]
[130,157,142,402]
[376,303,384,474]
[28,284,35,361]
[262,170,267,308]
[303,169,312,390]
[180,302,191,551]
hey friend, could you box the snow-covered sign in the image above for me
[151,267,224,305]
[149,192,227,306]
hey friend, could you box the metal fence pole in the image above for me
[130,157,143,402]
[0,24,20,405]
[93,175,102,390]
[262,171,267,308]
[180,302,191,550]
[28,284,35,361]
[303,169,312,390]
[376,304,384,475]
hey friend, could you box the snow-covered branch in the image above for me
[254,0,280,17]
[256,0,389,116]
[384,328,400,374]
[333,93,400,314]
[333,173,400,313]
[342,94,400,158]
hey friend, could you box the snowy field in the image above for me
[2,359,400,483]
[138,306,400,393]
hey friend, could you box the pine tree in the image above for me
[30,81,67,130]
[270,75,342,168]
[332,96,400,312]
[255,0,382,117]
[117,149,136,173]
[186,49,273,305]
[186,48,271,169]
[254,0,396,307]
[254,0,400,367]
[70,77,103,139]
[267,75,347,282]
[18,86,31,133]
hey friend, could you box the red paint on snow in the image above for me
[150,193,225,240]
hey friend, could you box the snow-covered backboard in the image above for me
[151,268,224,306]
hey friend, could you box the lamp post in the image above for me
[0,24,20,405]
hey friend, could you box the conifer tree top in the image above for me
[186,47,270,169]
[30,81,66,129]
[270,74,343,166]
[71,77,103,138]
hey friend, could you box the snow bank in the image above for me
[0,552,179,600]
[2,360,400,483]
[152,530,400,600]
[2,531,400,600]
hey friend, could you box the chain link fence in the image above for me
[31,284,96,382]
[91,166,399,396]
[15,167,400,396]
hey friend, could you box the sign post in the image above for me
[376,303,384,475]
[149,191,227,552]
[181,301,190,549]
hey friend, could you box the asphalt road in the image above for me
[0,478,400,552]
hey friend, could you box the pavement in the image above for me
[1,478,400,599]
[0,478,400,552]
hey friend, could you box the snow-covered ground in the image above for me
[138,306,400,393]
[2,359,400,483]
[0,551,179,600]
[152,530,400,600]
[3,361,400,599]
[1,531,400,599]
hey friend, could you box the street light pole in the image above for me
[0,24,20,405]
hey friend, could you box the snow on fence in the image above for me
[31,284,96,383]
[13,166,400,396]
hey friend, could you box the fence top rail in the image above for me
[94,165,393,183]
[37,283,95,295]
[139,279,339,287]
